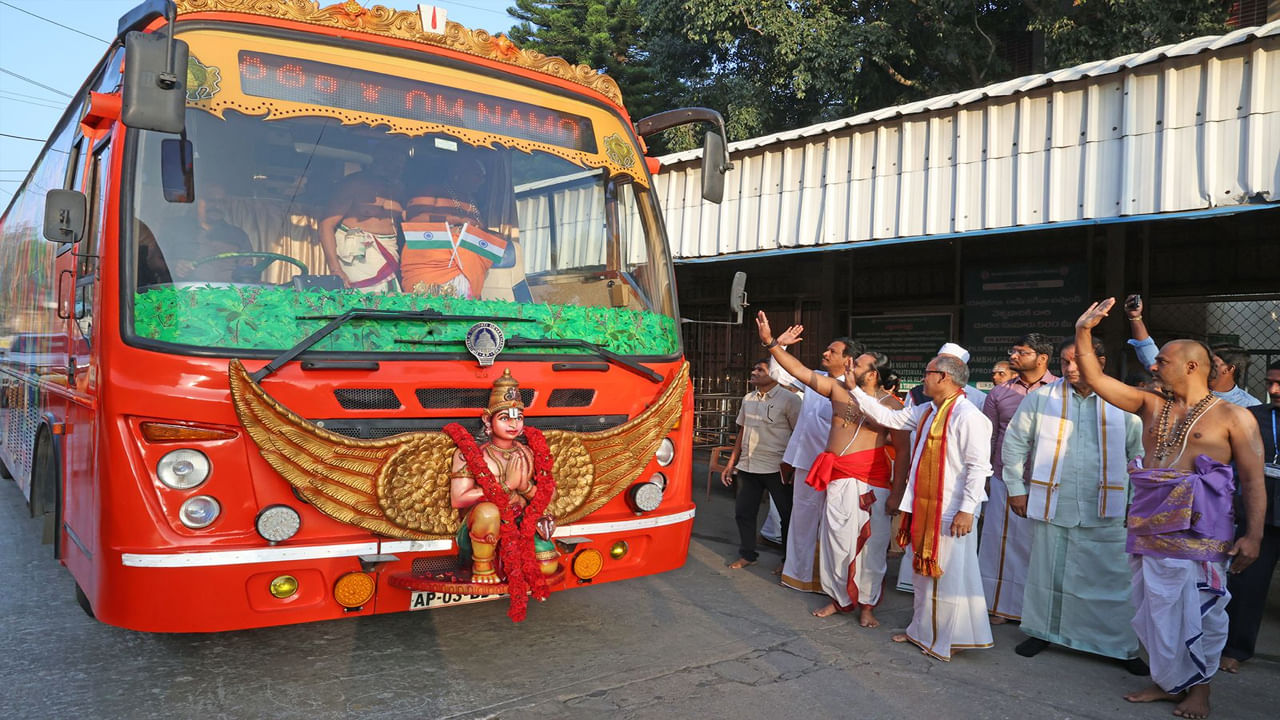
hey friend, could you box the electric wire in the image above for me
[0,1,109,44]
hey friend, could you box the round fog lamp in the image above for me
[157,449,211,489]
[627,479,664,513]
[654,438,675,466]
[334,572,376,608]
[572,548,604,580]
[269,575,299,599]
[179,495,221,529]
[256,505,301,543]
[609,541,628,559]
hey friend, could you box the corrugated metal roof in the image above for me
[659,20,1279,165]
[654,20,1280,260]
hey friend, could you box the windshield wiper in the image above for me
[250,308,533,382]
[505,336,662,382]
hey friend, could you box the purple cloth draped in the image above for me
[1126,454,1236,562]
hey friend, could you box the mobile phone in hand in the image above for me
[1124,294,1141,311]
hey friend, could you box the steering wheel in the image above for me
[189,251,309,275]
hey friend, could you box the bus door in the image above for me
[58,135,110,566]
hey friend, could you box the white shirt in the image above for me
[780,371,845,470]
[852,386,992,520]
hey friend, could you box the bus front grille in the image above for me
[314,414,628,440]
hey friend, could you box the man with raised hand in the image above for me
[1000,337,1146,673]
[847,354,994,660]
[768,333,867,594]
[1075,298,1265,720]
[757,313,908,627]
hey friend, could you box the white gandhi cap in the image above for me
[937,342,971,364]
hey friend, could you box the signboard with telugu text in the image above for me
[849,313,953,388]
[961,263,1088,376]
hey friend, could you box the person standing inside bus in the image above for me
[318,141,407,292]
[401,151,508,298]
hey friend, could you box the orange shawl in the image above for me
[896,392,961,578]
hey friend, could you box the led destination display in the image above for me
[237,51,597,152]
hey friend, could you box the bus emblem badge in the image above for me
[465,322,505,366]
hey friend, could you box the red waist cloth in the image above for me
[806,447,892,491]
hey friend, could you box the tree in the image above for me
[507,1,666,121]
[507,0,1235,150]
[1027,0,1232,69]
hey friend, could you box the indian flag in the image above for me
[402,222,455,251]
[457,225,507,264]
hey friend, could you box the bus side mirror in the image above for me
[161,138,195,203]
[702,131,727,204]
[122,30,189,134]
[728,271,748,324]
[43,190,87,244]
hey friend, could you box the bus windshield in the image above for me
[127,32,678,358]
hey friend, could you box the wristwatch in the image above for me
[762,338,779,349]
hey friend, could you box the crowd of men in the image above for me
[718,298,1278,720]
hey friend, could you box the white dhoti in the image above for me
[978,477,1032,620]
[1022,521,1138,659]
[904,529,993,661]
[819,478,891,609]
[1130,555,1230,693]
[335,224,400,292]
[896,550,914,592]
[781,466,825,593]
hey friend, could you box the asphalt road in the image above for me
[2,460,1278,720]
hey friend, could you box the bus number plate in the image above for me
[409,591,499,611]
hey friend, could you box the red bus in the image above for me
[0,0,730,631]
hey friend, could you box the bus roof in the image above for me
[151,0,626,108]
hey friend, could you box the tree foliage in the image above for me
[505,0,1235,150]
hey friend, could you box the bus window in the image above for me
[129,86,678,359]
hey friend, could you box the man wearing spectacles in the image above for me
[846,354,994,660]
[980,333,1056,625]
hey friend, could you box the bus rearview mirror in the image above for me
[160,138,194,203]
[122,30,189,134]
[701,131,727,204]
[729,271,748,323]
[43,190,87,244]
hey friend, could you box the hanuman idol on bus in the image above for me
[0,0,733,631]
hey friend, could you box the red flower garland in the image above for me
[444,422,557,622]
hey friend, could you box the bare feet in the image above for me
[989,614,1008,625]
[1173,684,1211,719]
[728,558,756,569]
[812,602,839,618]
[772,563,783,576]
[1124,684,1183,705]
[1218,656,1241,673]
[859,605,880,628]
[892,632,911,643]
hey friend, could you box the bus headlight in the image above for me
[654,438,675,466]
[256,505,301,543]
[179,495,221,529]
[156,449,210,490]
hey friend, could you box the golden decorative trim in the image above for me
[228,358,689,539]
[176,0,625,106]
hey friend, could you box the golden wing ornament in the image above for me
[228,360,689,539]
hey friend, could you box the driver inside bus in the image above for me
[318,140,407,292]
[171,184,256,283]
